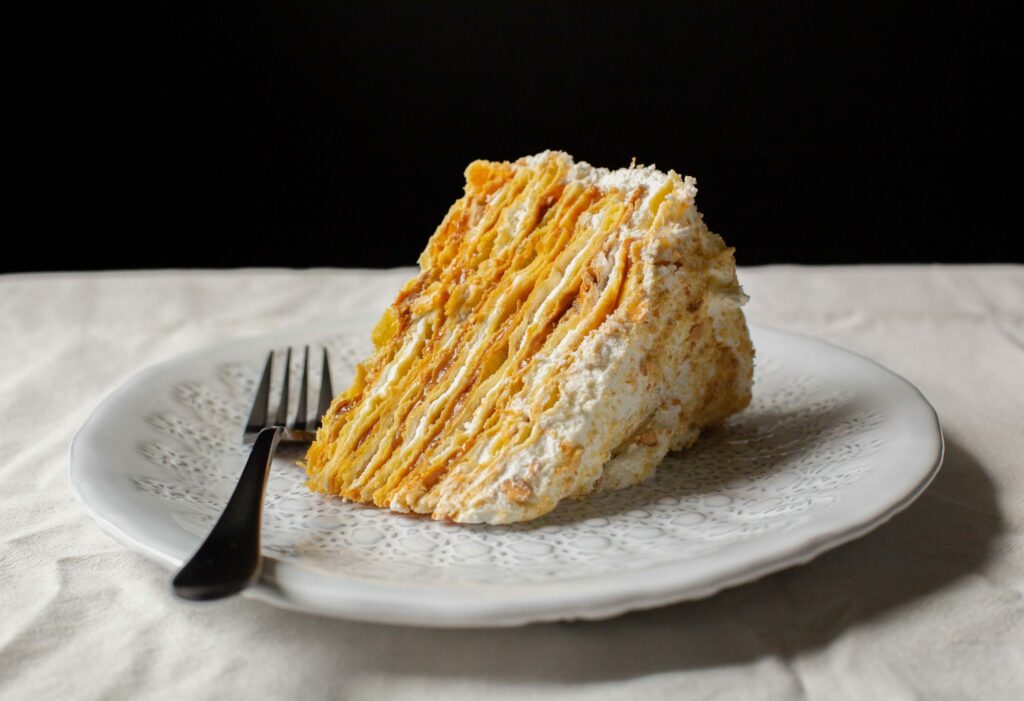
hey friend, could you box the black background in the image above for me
[16,2,1020,272]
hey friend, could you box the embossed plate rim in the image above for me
[70,322,943,627]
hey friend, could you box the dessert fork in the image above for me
[172,346,333,601]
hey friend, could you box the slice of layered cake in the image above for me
[305,151,753,523]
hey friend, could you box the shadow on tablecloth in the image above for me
[241,434,1002,685]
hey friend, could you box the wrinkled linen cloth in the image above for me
[1,265,1022,701]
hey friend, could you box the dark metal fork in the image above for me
[172,346,333,601]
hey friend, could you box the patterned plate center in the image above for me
[135,334,884,584]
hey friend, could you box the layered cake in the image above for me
[304,151,753,523]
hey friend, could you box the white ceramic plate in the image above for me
[70,321,942,627]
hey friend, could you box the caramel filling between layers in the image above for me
[304,156,677,513]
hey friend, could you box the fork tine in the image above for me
[244,351,273,438]
[316,348,334,429]
[292,346,310,431]
[274,347,292,427]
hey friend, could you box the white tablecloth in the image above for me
[1,265,1022,700]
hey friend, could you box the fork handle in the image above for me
[172,426,282,601]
